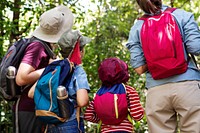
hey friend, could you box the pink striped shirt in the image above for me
[84,85,144,133]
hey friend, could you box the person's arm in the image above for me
[84,100,100,123]
[27,58,59,99]
[126,85,144,121]
[16,42,49,86]
[178,10,200,56]
[74,66,90,107]
[126,21,147,74]
[28,81,37,98]
[76,89,89,107]
[134,64,148,75]
[16,63,44,86]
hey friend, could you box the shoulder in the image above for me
[73,65,88,79]
[171,8,194,23]
[173,8,193,16]
[127,20,143,46]
[130,20,143,33]
[26,41,46,52]
[125,85,136,93]
[161,5,193,22]
[74,65,85,73]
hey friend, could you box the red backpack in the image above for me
[139,7,187,79]
[94,83,128,125]
[94,58,130,125]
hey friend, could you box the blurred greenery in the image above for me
[0,0,199,132]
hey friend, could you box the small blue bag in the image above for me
[34,59,74,124]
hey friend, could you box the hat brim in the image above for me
[32,5,74,43]
[80,36,91,47]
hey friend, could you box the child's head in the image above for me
[136,0,162,14]
[58,30,91,58]
[98,57,130,87]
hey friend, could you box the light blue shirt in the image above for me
[67,65,90,121]
[126,5,200,89]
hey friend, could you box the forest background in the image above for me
[0,0,200,132]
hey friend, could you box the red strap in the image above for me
[164,7,176,13]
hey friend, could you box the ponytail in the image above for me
[136,0,162,14]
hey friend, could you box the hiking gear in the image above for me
[6,66,18,98]
[94,83,128,125]
[98,57,129,87]
[139,7,187,79]
[57,85,72,119]
[0,38,54,101]
[34,59,74,124]
[32,5,74,43]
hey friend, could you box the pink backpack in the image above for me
[94,58,130,125]
[139,7,187,79]
[93,83,128,125]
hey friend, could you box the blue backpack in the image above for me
[34,59,74,124]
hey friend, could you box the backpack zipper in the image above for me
[114,94,119,119]
[48,74,54,111]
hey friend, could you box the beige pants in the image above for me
[146,81,200,133]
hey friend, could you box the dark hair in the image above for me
[136,0,162,14]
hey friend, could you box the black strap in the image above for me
[190,54,198,68]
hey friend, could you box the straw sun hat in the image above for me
[32,5,74,43]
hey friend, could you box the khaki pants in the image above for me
[146,81,200,133]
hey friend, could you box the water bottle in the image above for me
[57,85,73,120]
[6,66,19,97]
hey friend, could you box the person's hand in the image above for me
[134,64,148,75]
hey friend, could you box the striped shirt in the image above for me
[84,85,144,133]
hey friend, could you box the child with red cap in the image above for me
[84,57,144,133]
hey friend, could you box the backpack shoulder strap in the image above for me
[164,8,198,68]
[121,83,127,94]
[30,38,56,59]
[138,14,149,21]
[139,7,177,21]
[164,7,176,13]
[76,107,81,131]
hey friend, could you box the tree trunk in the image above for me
[10,0,21,44]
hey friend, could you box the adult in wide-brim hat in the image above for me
[32,5,74,43]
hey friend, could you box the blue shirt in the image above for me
[67,65,90,121]
[126,5,200,89]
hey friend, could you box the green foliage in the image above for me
[81,0,148,132]
[0,0,200,132]
[0,97,13,133]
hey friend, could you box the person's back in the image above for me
[28,30,91,133]
[84,57,144,133]
[13,5,74,133]
[126,0,200,132]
